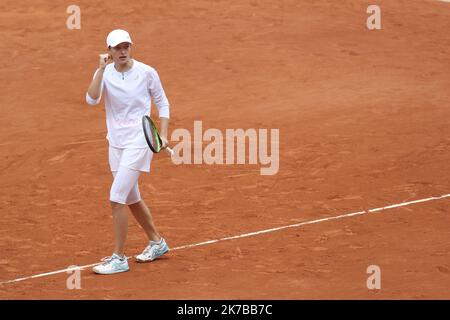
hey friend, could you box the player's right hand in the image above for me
[99,53,112,69]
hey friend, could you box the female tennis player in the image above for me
[86,29,170,274]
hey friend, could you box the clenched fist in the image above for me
[99,53,112,69]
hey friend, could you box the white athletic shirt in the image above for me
[86,59,170,148]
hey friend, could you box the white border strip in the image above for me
[1,193,449,285]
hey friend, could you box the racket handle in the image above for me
[165,147,174,156]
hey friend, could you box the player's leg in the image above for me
[134,200,169,263]
[126,184,169,262]
[120,171,161,242]
[114,147,168,263]
[127,181,169,263]
[109,167,141,257]
[129,199,161,243]
[93,166,140,275]
[110,202,128,257]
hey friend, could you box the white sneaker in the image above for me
[136,238,169,262]
[93,253,130,274]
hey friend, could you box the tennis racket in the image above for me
[142,115,174,156]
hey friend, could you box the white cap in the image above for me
[106,29,133,48]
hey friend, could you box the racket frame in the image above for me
[142,115,174,156]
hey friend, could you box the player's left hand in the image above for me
[160,135,169,149]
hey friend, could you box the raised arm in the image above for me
[86,54,111,105]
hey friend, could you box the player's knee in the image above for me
[110,200,126,208]
[127,199,141,208]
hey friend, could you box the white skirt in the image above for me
[108,146,153,172]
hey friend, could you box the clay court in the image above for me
[0,0,449,299]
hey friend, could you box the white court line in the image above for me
[1,193,449,285]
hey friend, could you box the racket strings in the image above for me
[143,116,160,152]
